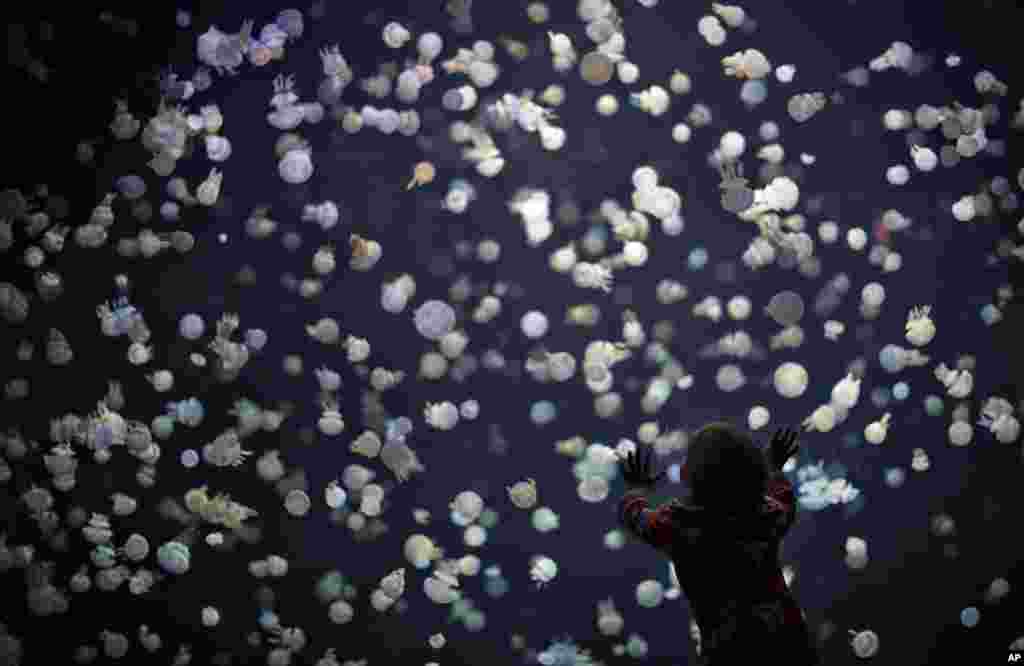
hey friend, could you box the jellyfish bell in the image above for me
[766,290,805,327]
[773,362,809,398]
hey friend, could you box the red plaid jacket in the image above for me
[619,473,818,665]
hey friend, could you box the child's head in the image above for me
[684,421,768,513]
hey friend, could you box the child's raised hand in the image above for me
[618,444,665,489]
[768,427,800,470]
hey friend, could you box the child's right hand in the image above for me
[768,427,800,470]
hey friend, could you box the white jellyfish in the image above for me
[831,374,861,408]
[577,475,610,503]
[721,49,771,80]
[773,362,809,398]
[284,489,311,517]
[636,579,665,608]
[748,406,770,430]
[328,600,354,625]
[414,300,457,340]
[864,413,891,445]
[507,478,538,509]
[715,364,746,392]
[934,363,973,398]
[529,556,558,588]
[156,540,190,575]
[424,401,460,431]
[424,575,461,604]
[521,310,549,338]
[948,420,973,447]
[977,397,1020,444]
[350,430,383,458]
[318,399,345,436]
[379,568,406,600]
[279,148,314,184]
[405,534,441,569]
[201,606,221,627]
[324,480,347,509]
[546,352,577,383]
[803,405,836,433]
[451,490,484,523]
[904,306,936,346]
[824,320,845,341]
[849,629,879,658]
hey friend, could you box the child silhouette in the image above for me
[618,422,818,665]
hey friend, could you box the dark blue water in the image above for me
[1,1,1022,664]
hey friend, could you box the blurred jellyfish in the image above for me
[636,579,665,608]
[507,479,538,509]
[773,362,809,398]
[414,300,457,340]
[530,556,558,588]
[115,175,147,200]
[577,475,609,503]
[156,540,191,575]
[450,491,484,523]
[178,313,205,340]
[765,290,805,327]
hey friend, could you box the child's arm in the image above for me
[619,488,677,550]
[764,470,797,533]
[763,427,800,533]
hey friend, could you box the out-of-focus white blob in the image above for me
[578,475,610,502]
[910,145,938,172]
[824,320,845,341]
[697,15,727,46]
[572,262,613,292]
[529,556,558,588]
[774,362,809,398]
[508,478,538,509]
[904,306,936,346]
[803,404,836,433]
[864,413,891,444]
[630,85,671,116]
[424,575,460,604]
[711,2,745,27]
[324,480,347,509]
[952,196,976,222]
[978,397,1020,444]
[934,363,973,398]
[831,374,861,409]
[869,41,914,72]
[451,490,484,524]
[721,49,770,80]
[748,406,770,430]
[850,629,880,658]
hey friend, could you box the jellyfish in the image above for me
[450,491,484,523]
[849,629,879,658]
[636,580,665,608]
[284,490,311,517]
[529,556,558,588]
[773,362,809,398]
[115,175,147,200]
[766,290,805,327]
[414,300,457,340]
[157,540,191,575]
[577,475,609,503]
[380,437,425,482]
[507,479,538,509]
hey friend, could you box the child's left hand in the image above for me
[618,444,665,489]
